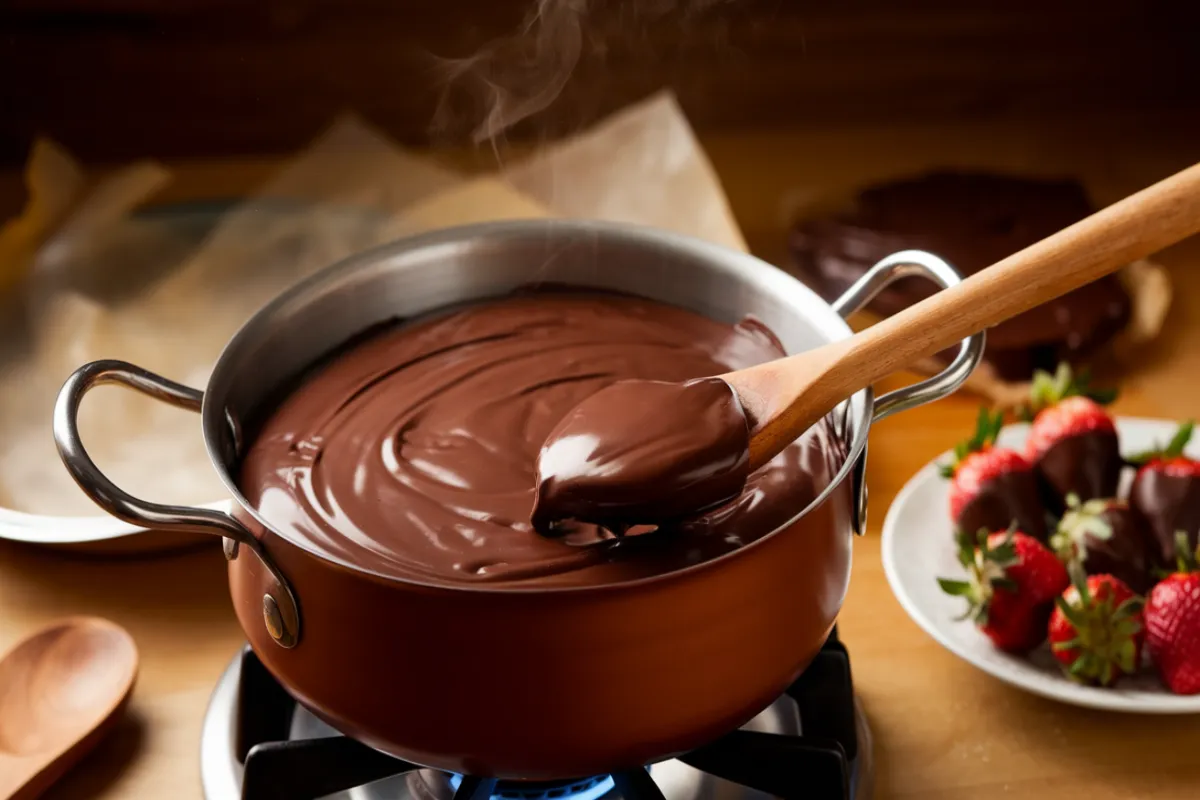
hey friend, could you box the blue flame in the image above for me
[446,774,616,800]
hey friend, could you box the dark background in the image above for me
[2,0,1199,164]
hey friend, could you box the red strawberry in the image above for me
[1051,494,1154,593]
[942,407,1049,542]
[1048,567,1144,687]
[1144,532,1200,694]
[938,526,1068,653]
[1129,420,1200,567]
[1023,363,1120,512]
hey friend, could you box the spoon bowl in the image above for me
[0,618,137,800]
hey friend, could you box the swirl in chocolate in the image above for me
[239,292,844,587]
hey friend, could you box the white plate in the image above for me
[882,416,1200,713]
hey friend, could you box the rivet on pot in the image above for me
[223,537,240,560]
[263,594,296,647]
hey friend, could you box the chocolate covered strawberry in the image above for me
[1145,533,1200,694]
[1023,363,1120,512]
[1050,494,1154,593]
[1048,568,1143,686]
[938,526,1069,653]
[942,407,1049,542]
[1129,420,1200,567]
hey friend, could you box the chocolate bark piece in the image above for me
[788,171,1132,380]
[1033,429,1123,514]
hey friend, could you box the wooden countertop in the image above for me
[2,116,1199,799]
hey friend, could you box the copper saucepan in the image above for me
[53,221,982,780]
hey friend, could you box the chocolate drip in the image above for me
[1034,431,1123,513]
[1129,470,1200,567]
[955,469,1050,542]
[238,293,844,588]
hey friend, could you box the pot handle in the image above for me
[832,249,986,422]
[832,250,985,537]
[53,359,301,648]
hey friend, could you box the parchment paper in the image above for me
[505,92,747,252]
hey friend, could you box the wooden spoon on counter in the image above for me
[0,618,137,800]
[731,160,1200,471]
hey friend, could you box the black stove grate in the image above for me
[237,627,857,800]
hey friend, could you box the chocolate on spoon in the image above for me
[532,161,1200,535]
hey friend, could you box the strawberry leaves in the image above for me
[938,525,1020,623]
[1051,565,1144,686]
[1128,419,1195,466]
[1173,530,1200,574]
[1023,362,1118,420]
[940,406,1005,478]
[1050,492,1115,564]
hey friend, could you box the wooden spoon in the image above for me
[729,161,1200,472]
[0,618,138,800]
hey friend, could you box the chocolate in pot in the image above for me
[239,292,836,588]
[956,469,1049,542]
[1034,430,1122,513]
[1130,469,1200,566]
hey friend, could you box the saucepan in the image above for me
[53,220,983,779]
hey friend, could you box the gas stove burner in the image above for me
[201,628,872,799]
[447,774,614,800]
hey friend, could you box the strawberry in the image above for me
[1129,420,1200,567]
[1023,363,1120,512]
[1050,493,1154,593]
[1048,567,1144,687]
[938,526,1068,653]
[942,407,1049,542]
[1144,532,1200,694]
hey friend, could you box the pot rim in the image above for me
[203,219,874,596]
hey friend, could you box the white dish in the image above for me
[0,501,228,555]
[882,415,1200,713]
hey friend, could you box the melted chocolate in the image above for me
[238,293,844,588]
[532,377,750,535]
[1034,431,1123,513]
[955,468,1049,542]
[788,172,1131,380]
[1129,469,1200,567]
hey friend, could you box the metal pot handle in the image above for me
[832,249,986,420]
[53,359,300,648]
[832,250,986,536]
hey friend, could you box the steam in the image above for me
[430,0,734,147]
[431,0,589,146]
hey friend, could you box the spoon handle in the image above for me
[838,161,1200,388]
